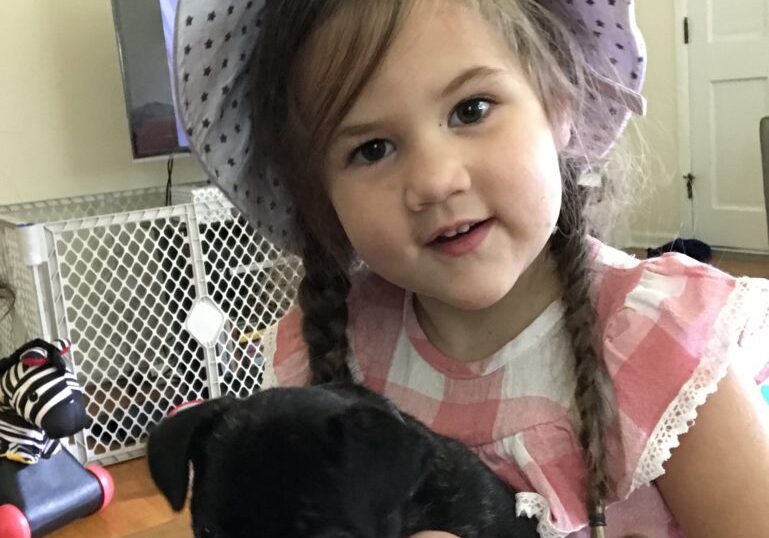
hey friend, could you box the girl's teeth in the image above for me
[441,224,473,239]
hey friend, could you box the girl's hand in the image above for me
[409,533,461,538]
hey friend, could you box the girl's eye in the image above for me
[450,98,493,126]
[351,139,394,165]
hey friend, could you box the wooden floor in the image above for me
[626,248,769,278]
[709,250,769,278]
[48,458,189,538]
[50,250,769,538]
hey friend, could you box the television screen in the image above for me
[112,0,190,160]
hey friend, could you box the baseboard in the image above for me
[616,230,680,250]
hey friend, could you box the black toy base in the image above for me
[0,449,105,537]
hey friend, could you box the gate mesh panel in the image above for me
[0,187,301,465]
[200,214,302,397]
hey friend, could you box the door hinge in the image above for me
[684,17,690,44]
[684,173,695,199]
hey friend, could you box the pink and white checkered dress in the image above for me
[261,240,769,538]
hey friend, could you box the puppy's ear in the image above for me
[147,397,235,511]
[329,405,430,514]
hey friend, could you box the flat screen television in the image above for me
[112,0,190,160]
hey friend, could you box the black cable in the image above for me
[165,155,175,206]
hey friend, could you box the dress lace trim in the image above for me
[260,323,279,389]
[630,277,759,491]
[516,492,571,538]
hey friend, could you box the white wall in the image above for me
[0,1,203,206]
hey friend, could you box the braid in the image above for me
[550,165,615,535]
[297,234,353,385]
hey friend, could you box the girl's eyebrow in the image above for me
[334,65,505,142]
[335,119,387,142]
[439,65,506,99]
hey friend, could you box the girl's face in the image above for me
[321,0,566,311]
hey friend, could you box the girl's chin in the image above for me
[420,286,514,312]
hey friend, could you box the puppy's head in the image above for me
[147,386,431,538]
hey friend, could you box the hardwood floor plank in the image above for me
[125,517,191,538]
[48,458,189,538]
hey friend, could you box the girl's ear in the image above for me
[554,111,573,151]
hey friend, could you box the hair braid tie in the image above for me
[589,503,607,538]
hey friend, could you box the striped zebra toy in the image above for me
[0,338,90,464]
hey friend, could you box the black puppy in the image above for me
[147,383,540,538]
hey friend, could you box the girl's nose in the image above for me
[403,143,472,211]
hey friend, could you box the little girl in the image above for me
[174,1,769,536]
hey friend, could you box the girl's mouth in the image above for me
[428,218,493,257]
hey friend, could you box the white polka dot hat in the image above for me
[173,0,647,253]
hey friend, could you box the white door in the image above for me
[687,0,769,251]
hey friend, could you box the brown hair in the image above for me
[250,0,623,532]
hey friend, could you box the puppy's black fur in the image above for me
[147,384,539,538]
